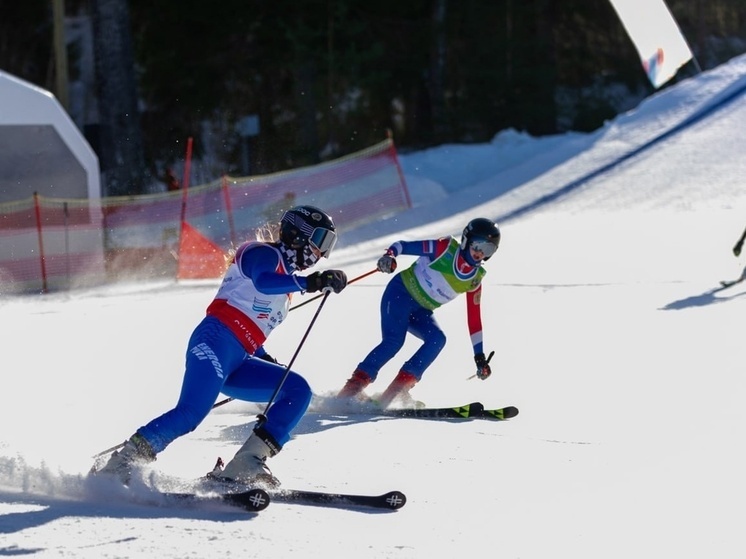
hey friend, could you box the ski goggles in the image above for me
[309,227,338,257]
[469,237,498,259]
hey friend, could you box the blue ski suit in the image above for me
[137,241,318,454]
[357,237,487,381]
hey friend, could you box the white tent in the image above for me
[0,69,100,204]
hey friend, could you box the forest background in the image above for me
[1,0,745,196]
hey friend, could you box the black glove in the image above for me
[734,241,743,257]
[474,351,494,380]
[306,269,348,294]
[256,352,278,364]
[377,253,397,274]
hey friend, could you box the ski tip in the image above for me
[382,490,407,510]
[503,406,519,419]
[479,405,519,420]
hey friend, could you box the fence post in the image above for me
[33,192,48,293]
[176,137,194,277]
[221,175,237,247]
[63,201,71,289]
[386,129,412,208]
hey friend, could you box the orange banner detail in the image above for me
[177,222,227,279]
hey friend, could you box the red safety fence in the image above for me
[0,195,107,293]
[0,137,410,293]
[177,138,411,279]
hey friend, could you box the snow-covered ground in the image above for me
[3,54,746,558]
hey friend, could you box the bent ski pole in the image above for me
[289,268,378,312]
[93,392,238,458]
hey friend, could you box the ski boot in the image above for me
[209,427,282,489]
[94,433,156,484]
[377,370,418,408]
[337,368,372,400]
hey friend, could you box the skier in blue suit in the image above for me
[337,218,500,407]
[96,206,347,486]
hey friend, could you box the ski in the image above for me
[161,487,271,513]
[381,402,518,420]
[268,488,406,511]
[195,459,405,511]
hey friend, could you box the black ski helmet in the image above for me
[460,218,500,260]
[279,205,338,258]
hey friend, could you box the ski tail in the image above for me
[163,488,271,512]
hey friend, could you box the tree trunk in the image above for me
[91,0,147,195]
[430,0,447,141]
[295,60,320,163]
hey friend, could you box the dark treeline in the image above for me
[1,0,745,195]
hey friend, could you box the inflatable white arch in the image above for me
[0,69,100,204]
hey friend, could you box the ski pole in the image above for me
[212,288,335,415]
[210,269,377,410]
[92,292,333,460]
[466,350,495,380]
[92,441,127,459]
[93,377,252,458]
[256,290,331,423]
[734,224,746,256]
[288,268,378,312]
[93,271,373,459]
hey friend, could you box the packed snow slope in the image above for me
[3,54,746,559]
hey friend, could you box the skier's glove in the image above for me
[474,351,494,380]
[734,241,743,257]
[257,352,278,364]
[306,269,348,294]
[377,252,397,274]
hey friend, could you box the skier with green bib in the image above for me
[337,218,500,407]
